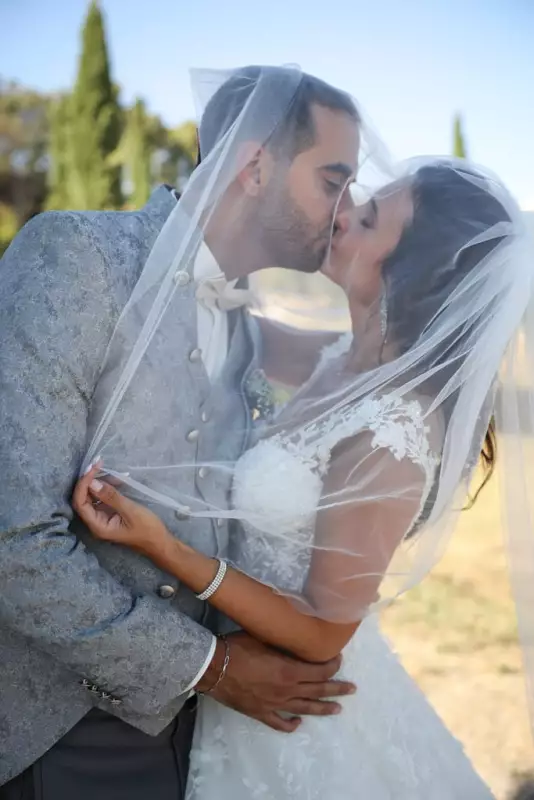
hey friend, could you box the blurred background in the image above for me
[1,0,534,796]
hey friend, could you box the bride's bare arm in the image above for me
[305,433,428,621]
[73,445,426,664]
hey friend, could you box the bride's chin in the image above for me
[321,257,347,288]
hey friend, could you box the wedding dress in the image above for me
[185,336,494,799]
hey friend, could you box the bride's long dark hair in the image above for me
[381,163,510,503]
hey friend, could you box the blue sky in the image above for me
[2,0,533,208]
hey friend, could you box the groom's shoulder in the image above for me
[3,186,175,287]
[17,185,174,258]
[14,205,143,252]
[7,207,126,256]
[5,204,155,276]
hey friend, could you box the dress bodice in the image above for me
[231,336,439,595]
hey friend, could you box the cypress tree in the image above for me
[453,114,467,159]
[69,0,122,208]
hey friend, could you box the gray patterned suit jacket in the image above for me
[0,187,257,784]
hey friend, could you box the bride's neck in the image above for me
[347,299,396,373]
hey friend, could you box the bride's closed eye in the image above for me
[359,197,378,230]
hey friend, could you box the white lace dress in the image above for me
[185,337,494,800]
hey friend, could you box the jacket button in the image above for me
[158,584,176,599]
[216,518,224,528]
[186,429,200,443]
[198,467,209,479]
[189,348,202,362]
[201,411,210,423]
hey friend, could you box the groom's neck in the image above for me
[204,221,268,281]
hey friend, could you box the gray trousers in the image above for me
[0,702,196,800]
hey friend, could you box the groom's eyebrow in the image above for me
[322,162,355,180]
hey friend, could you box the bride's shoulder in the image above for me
[354,389,443,471]
[403,391,444,452]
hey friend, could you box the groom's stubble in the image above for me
[254,107,360,274]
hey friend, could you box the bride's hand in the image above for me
[72,462,172,559]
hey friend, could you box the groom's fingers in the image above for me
[300,680,357,699]
[263,712,301,733]
[284,698,342,716]
[295,655,343,683]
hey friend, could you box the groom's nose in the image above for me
[332,187,355,234]
[337,184,356,213]
[333,208,354,239]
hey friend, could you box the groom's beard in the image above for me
[260,212,333,274]
[256,185,333,274]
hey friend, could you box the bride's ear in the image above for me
[235,143,274,197]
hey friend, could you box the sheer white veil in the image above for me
[81,67,534,728]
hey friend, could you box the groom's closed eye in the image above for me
[320,163,355,193]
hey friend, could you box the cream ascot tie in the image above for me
[195,274,256,311]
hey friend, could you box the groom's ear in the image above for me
[235,142,274,197]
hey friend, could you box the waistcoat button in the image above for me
[175,506,192,520]
[174,271,190,286]
[158,584,176,599]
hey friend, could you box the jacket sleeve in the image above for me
[0,212,214,716]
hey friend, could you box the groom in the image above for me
[0,66,360,799]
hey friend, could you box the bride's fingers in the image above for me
[72,461,104,525]
[262,712,301,733]
[87,479,134,521]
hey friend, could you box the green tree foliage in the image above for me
[0,79,50,226]
[46,94,72,210]
[1,0,200,248]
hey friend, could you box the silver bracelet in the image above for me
[196,558,227,601]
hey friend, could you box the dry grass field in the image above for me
[381,474,534,799]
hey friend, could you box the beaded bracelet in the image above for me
[196,558,228,601]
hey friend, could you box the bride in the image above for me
[73,158,532,798]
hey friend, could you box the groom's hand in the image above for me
[195,631,356,732]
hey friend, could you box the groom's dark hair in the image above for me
[197,66,359,165]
